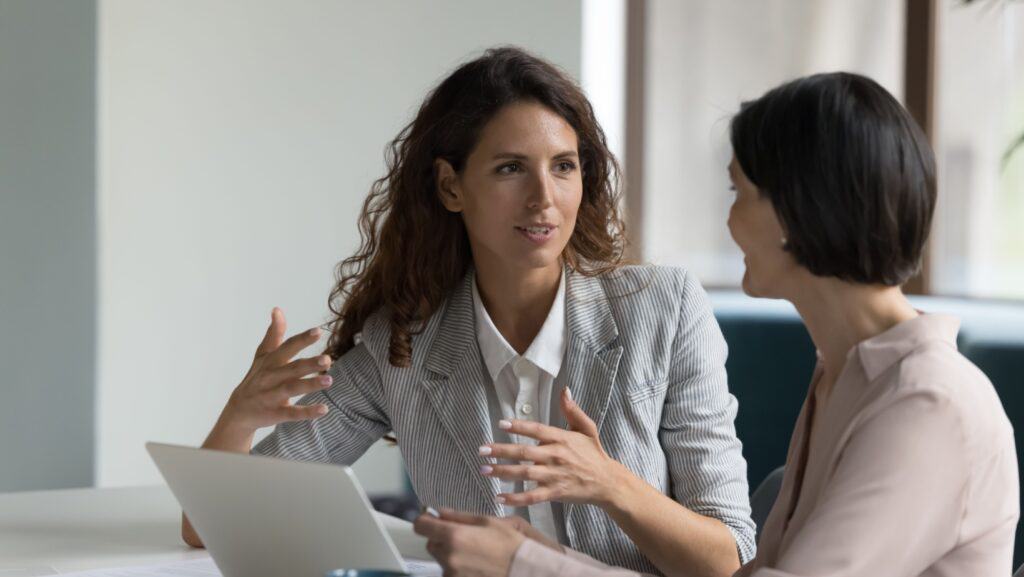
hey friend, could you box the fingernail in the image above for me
[480,465,493,475]
[315,405,328,415]
[318,375,332,385]
[478,445,492,456]
[565,387,574,402]
[317,355,331,367]
[498,419,512,430]
[425,506,440,518]
[309,327,321,337]
[495,496,506,504]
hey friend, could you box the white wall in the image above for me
[0,0,96,492]
[96,0,582,489]
[642,0,904,286]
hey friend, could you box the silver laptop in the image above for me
[146,442,434,577]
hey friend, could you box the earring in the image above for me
[781,236,788,249]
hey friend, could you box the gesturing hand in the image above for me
[479,387,633,509]
[221,307,334,433]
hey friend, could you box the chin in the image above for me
[740,270,757,297]
[520,251,563,271]
[516,241,569,269]
[741,268,774,299]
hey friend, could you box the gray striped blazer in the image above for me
[253,265,756,573]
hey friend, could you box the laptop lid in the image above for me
[146,442,407,577]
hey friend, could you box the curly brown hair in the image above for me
[325,46,628,367]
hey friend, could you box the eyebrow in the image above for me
[491,150,579,161]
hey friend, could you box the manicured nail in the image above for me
[498,419,512,430]
[309,327,321,337]
[315,405,328,415]
[317,355,331,367]
[424,506,440,518]
[480,465,493,475]
[478,445,492,456]
[495,496,506,504]
[318,375,332,385]
[565,387,574,402]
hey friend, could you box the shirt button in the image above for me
[519,403,533,415]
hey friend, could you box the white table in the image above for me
[0,486,209,574]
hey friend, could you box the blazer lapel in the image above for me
[421,271,502,514]
[562,270,623,544]
[562,269,622,432]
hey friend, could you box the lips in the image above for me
[515,224,557,244]
[517,225,554,234]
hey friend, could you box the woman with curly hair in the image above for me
[179,46,754,576]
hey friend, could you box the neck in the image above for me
[474,258,562,354]
[787,277,918,396]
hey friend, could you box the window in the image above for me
[588,0,1024,298]
[932,0,1024,298]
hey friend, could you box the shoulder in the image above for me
[873,343,1013,460]
[593,264,716,331]
[582,265,724,359]
[341,301,457,376]
[592,264,702,307]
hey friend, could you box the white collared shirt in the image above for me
[472,270,567,541]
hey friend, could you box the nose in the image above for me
[526,171,555,210]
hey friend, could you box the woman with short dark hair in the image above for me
[729,72,935,288]
[416,72,1019,577]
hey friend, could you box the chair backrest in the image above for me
[715,310,815,489]
[750,466,786,542]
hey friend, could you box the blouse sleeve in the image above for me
[509,540,653,577]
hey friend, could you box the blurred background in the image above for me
[1,0,1022,503]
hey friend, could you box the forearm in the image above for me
[182,411,257,547]
[602,465,740,577]
[201,409,257,453]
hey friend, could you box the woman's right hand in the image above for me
[208,307,334,448]
[184,307,334,549]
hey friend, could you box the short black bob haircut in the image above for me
[730,72,936,287]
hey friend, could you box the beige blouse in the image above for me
[509,314,1020,577]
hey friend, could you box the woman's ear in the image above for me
[435,159,463,212]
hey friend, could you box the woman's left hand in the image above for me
[413,509,531,577]
[480,387,633,509]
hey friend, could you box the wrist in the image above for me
[204,408,256,452]
[600,461,647,519]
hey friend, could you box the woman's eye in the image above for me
[497,162,521,175]
[555,160,577,173]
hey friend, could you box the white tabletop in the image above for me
[0,485,209,574]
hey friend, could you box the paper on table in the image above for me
[0,569,58,577]
[374,511,431,561]
[53,557,442,577]
[49,514,433,576]
[54,559,220,576]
